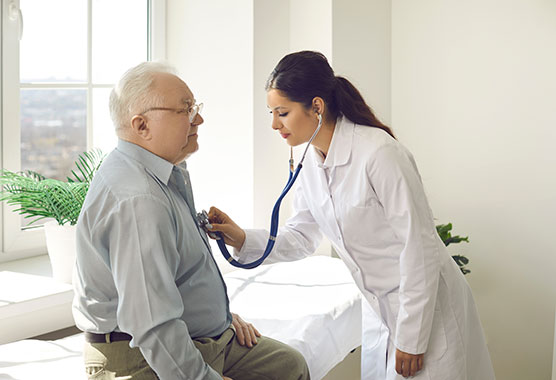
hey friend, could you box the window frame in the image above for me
[0,0,166,262]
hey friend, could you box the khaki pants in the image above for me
[83,327,310,380]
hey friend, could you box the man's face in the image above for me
[141,73,204,164]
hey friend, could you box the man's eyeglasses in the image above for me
[140,103,203,123]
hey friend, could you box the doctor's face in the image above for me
[267,89,319,147]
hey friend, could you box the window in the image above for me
[1,0,166,260]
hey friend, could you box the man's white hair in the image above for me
[109,61,177,131]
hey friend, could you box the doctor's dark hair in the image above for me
[266,51,395,139]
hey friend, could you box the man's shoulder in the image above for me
[87,150,168,208]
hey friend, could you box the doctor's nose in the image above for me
[271,115,282,131]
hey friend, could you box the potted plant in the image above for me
[0,149,105,283]
[436,223,471,275]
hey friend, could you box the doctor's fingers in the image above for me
[397,355,423,378]
[208,206,232,224]
[208,223,246,249]
[410,356,421,377]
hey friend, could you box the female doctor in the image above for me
[208,51,495,380]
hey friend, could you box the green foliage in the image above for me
[436,223,471,275]
[0,149,105,226]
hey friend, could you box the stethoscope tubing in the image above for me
[215,163,302,269]
[213,114,322,269]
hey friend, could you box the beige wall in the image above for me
[392,1,556,379]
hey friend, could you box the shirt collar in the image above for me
[117,139,175,185]
[317,116,354,169]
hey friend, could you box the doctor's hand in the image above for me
[395,349,424,378]
[231,313,261,348]
[207,206,246,250]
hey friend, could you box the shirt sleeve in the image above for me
[96,195,221,380]
[237,180,323,264]
[367,143,442,355]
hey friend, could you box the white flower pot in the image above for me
[43,221,77,284]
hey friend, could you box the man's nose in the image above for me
[192,113,204,126]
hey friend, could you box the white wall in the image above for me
[289,0,332,59]
[392,1,556,379]
[253,0,291,231]
[166,0,254,271]
[332,0,391,125]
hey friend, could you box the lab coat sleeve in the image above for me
[368,143,442,356]
[99,196,221,380]
[236,180,323,264]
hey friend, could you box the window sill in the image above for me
[0,255,74,344]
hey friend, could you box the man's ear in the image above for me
[130,114,151,140]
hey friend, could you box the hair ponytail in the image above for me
[333,76,395,138]
[266,51,395,139]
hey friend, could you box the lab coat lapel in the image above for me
[320,118,359,269]
[307,149,343,248]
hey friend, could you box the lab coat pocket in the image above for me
[426,307,448,361]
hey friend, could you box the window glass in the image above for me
[7,0,151,237]
[20,89,87,180]
[92,88,117,154]
[20,0,87,83]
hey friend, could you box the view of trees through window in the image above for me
[18,0,147,182]
[20,90,87,180]
[15,0,148,228]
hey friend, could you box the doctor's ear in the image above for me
[311,97,325,117]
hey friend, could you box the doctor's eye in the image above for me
[278,112,289,117]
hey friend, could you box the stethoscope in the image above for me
[197,113,323,269]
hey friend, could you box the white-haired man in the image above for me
[72,62,310,380]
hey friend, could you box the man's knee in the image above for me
[281,346,310,380]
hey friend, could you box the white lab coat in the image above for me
[238,117,495,380]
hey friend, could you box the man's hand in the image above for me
[395,348,424,378]
[231,313,261,348]
[222,377,233,380]
[207,207,246,250]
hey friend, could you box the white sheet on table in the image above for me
[224,255,362,380]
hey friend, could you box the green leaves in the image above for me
[436,223,471,275]
[68,148,105,183]
[0,149,105,226]
[451,255,471,275]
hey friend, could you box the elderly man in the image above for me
[72,62,310,380]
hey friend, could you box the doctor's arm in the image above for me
[368,144,442,375]
[208,183,323,264]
